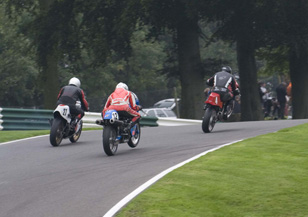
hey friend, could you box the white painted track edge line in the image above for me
[0,130,95,146]
[103,139,243,217]
[0,135,49,146]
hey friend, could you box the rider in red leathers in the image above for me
[102,82,141,126]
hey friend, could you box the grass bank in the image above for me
[118,124,308,217]
[0,128,101,143]
[0,130,50,143]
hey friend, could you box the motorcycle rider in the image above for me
[102,82,141,128]
[57,77,89,121]
[206,66,240,118]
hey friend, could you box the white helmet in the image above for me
[116,82,128,90]
[69,77,81,88]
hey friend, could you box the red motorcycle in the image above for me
[202,88,234,133]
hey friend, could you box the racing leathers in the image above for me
[206,71,240,111]
[57,84,89,119]
[102,87,141,124]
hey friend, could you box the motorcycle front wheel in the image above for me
[202,107,217,133]
[50,118,65,146]
[69,120,83,143]
[128,123,141,148]
[102,125,118,156]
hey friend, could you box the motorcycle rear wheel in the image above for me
[202,107,216,133]
[128,123,141,148]
[69,120,83,143]
[102,125,118,156]
[50,118,64,146]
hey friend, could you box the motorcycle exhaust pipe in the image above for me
[96,119,124,126]
[96,119,104,125]
[110,119,124,126]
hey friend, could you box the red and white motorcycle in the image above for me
[202,89,234,133]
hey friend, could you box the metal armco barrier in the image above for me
[0,108,53,130]
[83,112,159,127]
[157,118,201,126]
[0,108,158,130]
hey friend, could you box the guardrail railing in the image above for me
[157,117,202,126]
[0,108,159,130]
[0,108,52,130]
[0,108,204,130]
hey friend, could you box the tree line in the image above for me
[0,0,307,120]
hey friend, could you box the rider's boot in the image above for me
[223,102,229,120]
[125,117,140,132]
[223,100,234,120]
[73,114,82,132]
[124,122,134,133]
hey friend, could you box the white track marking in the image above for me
[103,139,243,217]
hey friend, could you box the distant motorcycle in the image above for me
[49,103,83,146]
[96,109,141,156]
[202,88,234,133]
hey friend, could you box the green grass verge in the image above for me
[117,123,308,217]
[0,127,101,143]
[0,130,50,143]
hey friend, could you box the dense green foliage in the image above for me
[256,46,289,77]
[0,8,40,107]
[0,2,235,112]
[0,0,307,118]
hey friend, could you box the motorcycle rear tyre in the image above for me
[202,107,216,133]
[128,123,141,148]
[50,118,64,146]
[69,120,83,143]
[102,125,118,156]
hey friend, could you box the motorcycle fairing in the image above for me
[104,109,119,120]
[205,92,223,108]
[54,104,71,123]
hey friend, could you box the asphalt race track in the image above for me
[0,119,307,217]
